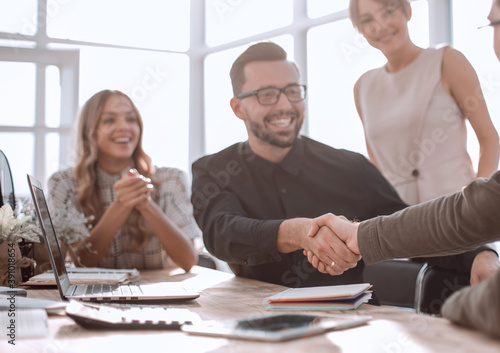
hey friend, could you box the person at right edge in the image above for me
[306,3,500,338]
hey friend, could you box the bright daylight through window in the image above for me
[0,0,499,214]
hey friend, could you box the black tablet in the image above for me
[181,313,370,342]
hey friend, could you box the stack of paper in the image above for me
[0,294,67,314]
[265,283,372,310]
[23,267,140,286]
[0,309,48,339]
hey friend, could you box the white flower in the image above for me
[0,204,42,243]
[50,207,94,245]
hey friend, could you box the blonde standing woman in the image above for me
[351,0,499,205]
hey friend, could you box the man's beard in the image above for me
[247,110,303,148]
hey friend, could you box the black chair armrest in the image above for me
[414,264,469,315]
[363,260,425,308]
[197,252,218,270]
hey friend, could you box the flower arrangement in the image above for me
[0,199,95,282]
[0,203,41,244]
[49,207,94,245]
[0,202,41,286]
[0,200,94,249]
[49,207,96,268]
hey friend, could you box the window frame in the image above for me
[0,46,79,187]
[0,0,450,181]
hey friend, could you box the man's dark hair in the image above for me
[230,42,291,96]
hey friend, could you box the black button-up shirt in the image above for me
[192,136,485,287]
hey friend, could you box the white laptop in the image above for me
[27,174,199,303]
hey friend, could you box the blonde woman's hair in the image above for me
[349,0,410,29]
[75,89,157,249]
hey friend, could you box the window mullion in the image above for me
[188,0,207,166]
[35,62,46,182]
[428,0,452,46]
[293,0,309,136]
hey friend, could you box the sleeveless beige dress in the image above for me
[358,47,475,205]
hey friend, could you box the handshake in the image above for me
[302,213,363,276]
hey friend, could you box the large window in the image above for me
[0,0,190,196]
[0,47,78,196]
[1,0,498,200]
[47,0,190,51]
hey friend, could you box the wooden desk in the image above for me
[3,266,500,353]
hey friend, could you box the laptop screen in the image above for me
[27,175,71,296]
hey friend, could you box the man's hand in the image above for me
[470,250,500,285]
[303,213,362,275]
[302,224,361,276]
[276,217,361,276]
[307,213,361,254]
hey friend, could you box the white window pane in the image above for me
[307,0,349,19]
[47,0,190,51]
[409,0,429,48]
[307,20,379,155]
[206,0,293,47]
[204,36,294,154]
[452,0,500,170]
[0,62,36,127]
[77,47,189,173]
[0,133,34,198]
[46,65,61,128]
[46,133,60,182]
[204,46,248,155]
[0,0,38,35]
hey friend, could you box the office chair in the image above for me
[363,259,470,315]
[0,149,16,210]
[197,252,218,270]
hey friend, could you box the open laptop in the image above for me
[27,174,199,302]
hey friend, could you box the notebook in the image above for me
[27,174,199,303]
[264,283,372,310]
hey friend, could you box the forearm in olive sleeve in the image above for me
[358,173,500,264]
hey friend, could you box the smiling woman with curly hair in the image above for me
[48,90,199,271]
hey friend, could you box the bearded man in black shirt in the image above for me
[191,42,497,289]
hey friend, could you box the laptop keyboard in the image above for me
[65,301,201,329]
[73,284,143,298]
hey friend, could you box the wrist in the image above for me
[277,218,311,253]
[348,222,361,255]
[136,196,154,213]
[112,198,134,212]
[474,250,499,263]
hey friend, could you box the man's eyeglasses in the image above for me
[236,84,307,105]
[478,20,500,29]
